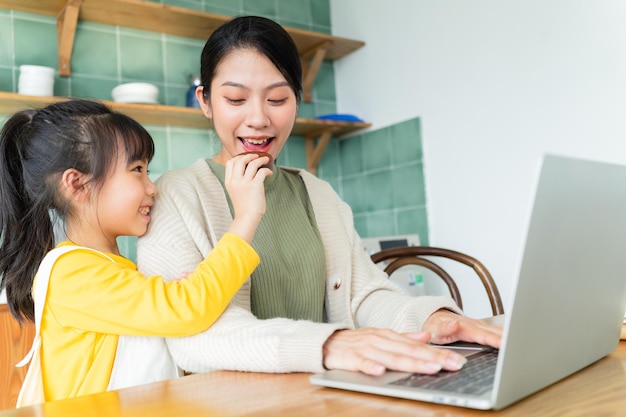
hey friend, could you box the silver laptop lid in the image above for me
[493,154,626,409]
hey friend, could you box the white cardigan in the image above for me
[137,159,461,373]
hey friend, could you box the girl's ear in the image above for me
[61,168,90,201]
[196,86,213,119]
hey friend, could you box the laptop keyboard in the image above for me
[389,348,499,395]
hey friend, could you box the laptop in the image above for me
[310,154,626,410]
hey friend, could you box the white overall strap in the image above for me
[16,246,112,367]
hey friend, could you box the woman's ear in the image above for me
[196,86,212,119]
[61,168,90,201]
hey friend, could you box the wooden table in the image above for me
[1,338,625,417]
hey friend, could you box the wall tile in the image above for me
[297,102,316,119]
[117,236,138,262]
[352,215,367,237]
[242,0,276,18]
[13,15,57,68]
[313,61,336,102]
[145,127,170,175]
[71,26,118,77]
[69,75,119,101]
[205,0,241,15]
[314,101,336,117]
[277,0,312,25]
[164,85,188,107]
[164,38,203,85]
[311,0,331,30]
[364,170,393,212]
[391,117,422,164]
[0,68,13,92]
[281,135,307,168]
[397,207,429,245]
[119,31,164,83]
[168,128,213,169]
[362,128,391,171]
[391,163,426,208]
[364,211,396,237]
[338,117,427,239]
[342,175,367,214]
[0,14,12,67]
[54,76,70,97]
[339,135,362,176]
[317,139,340,178]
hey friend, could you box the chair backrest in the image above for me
[371,246,504,316]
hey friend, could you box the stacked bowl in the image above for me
[111,83,159,104]
[18,65,55,96]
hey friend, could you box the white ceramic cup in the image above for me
[18,65,55,96]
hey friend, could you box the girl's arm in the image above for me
[47,233,258,337]
[47,154,271,338]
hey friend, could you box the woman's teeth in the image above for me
[139,207,151,215]
[243,138,269,145]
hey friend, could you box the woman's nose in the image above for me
[245,99,270,128]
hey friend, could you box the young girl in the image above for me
[0,99,271,404]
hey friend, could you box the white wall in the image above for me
[331,0,626,317]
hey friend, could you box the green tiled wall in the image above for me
[319,117,429,245]
[0,1,428,258]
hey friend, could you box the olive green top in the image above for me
[207,159,326,322]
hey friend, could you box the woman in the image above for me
[137,16,501,376]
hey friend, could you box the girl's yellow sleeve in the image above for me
[46,232,259,336]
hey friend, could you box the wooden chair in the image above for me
[371,246,504,316]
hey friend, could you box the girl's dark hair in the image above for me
[200,15,303,103]
[0,99,154,323]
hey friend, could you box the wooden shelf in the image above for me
[0,0,365,102]
[0,0,369,173]
[0,92,371,174]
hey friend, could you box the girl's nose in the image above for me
[146,178,158,196]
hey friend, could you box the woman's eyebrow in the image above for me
[219,81,290,91]
[265,81,291,91]
[220,81,245,88]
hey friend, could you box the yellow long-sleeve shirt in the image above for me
[39,232,258,401]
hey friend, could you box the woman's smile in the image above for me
[240,136,274,151]
[201,49,297,166]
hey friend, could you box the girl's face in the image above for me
[84,150,157,254]
[198,49,298,165]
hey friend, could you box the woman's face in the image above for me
[198,49,298,165]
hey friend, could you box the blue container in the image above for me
[186,74,201,108]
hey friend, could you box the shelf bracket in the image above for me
[301,41,331,103]
[305,127,338,175]
[57,0,82,77]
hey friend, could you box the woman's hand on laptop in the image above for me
[422,309,503,349]
[322,328,469,376]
